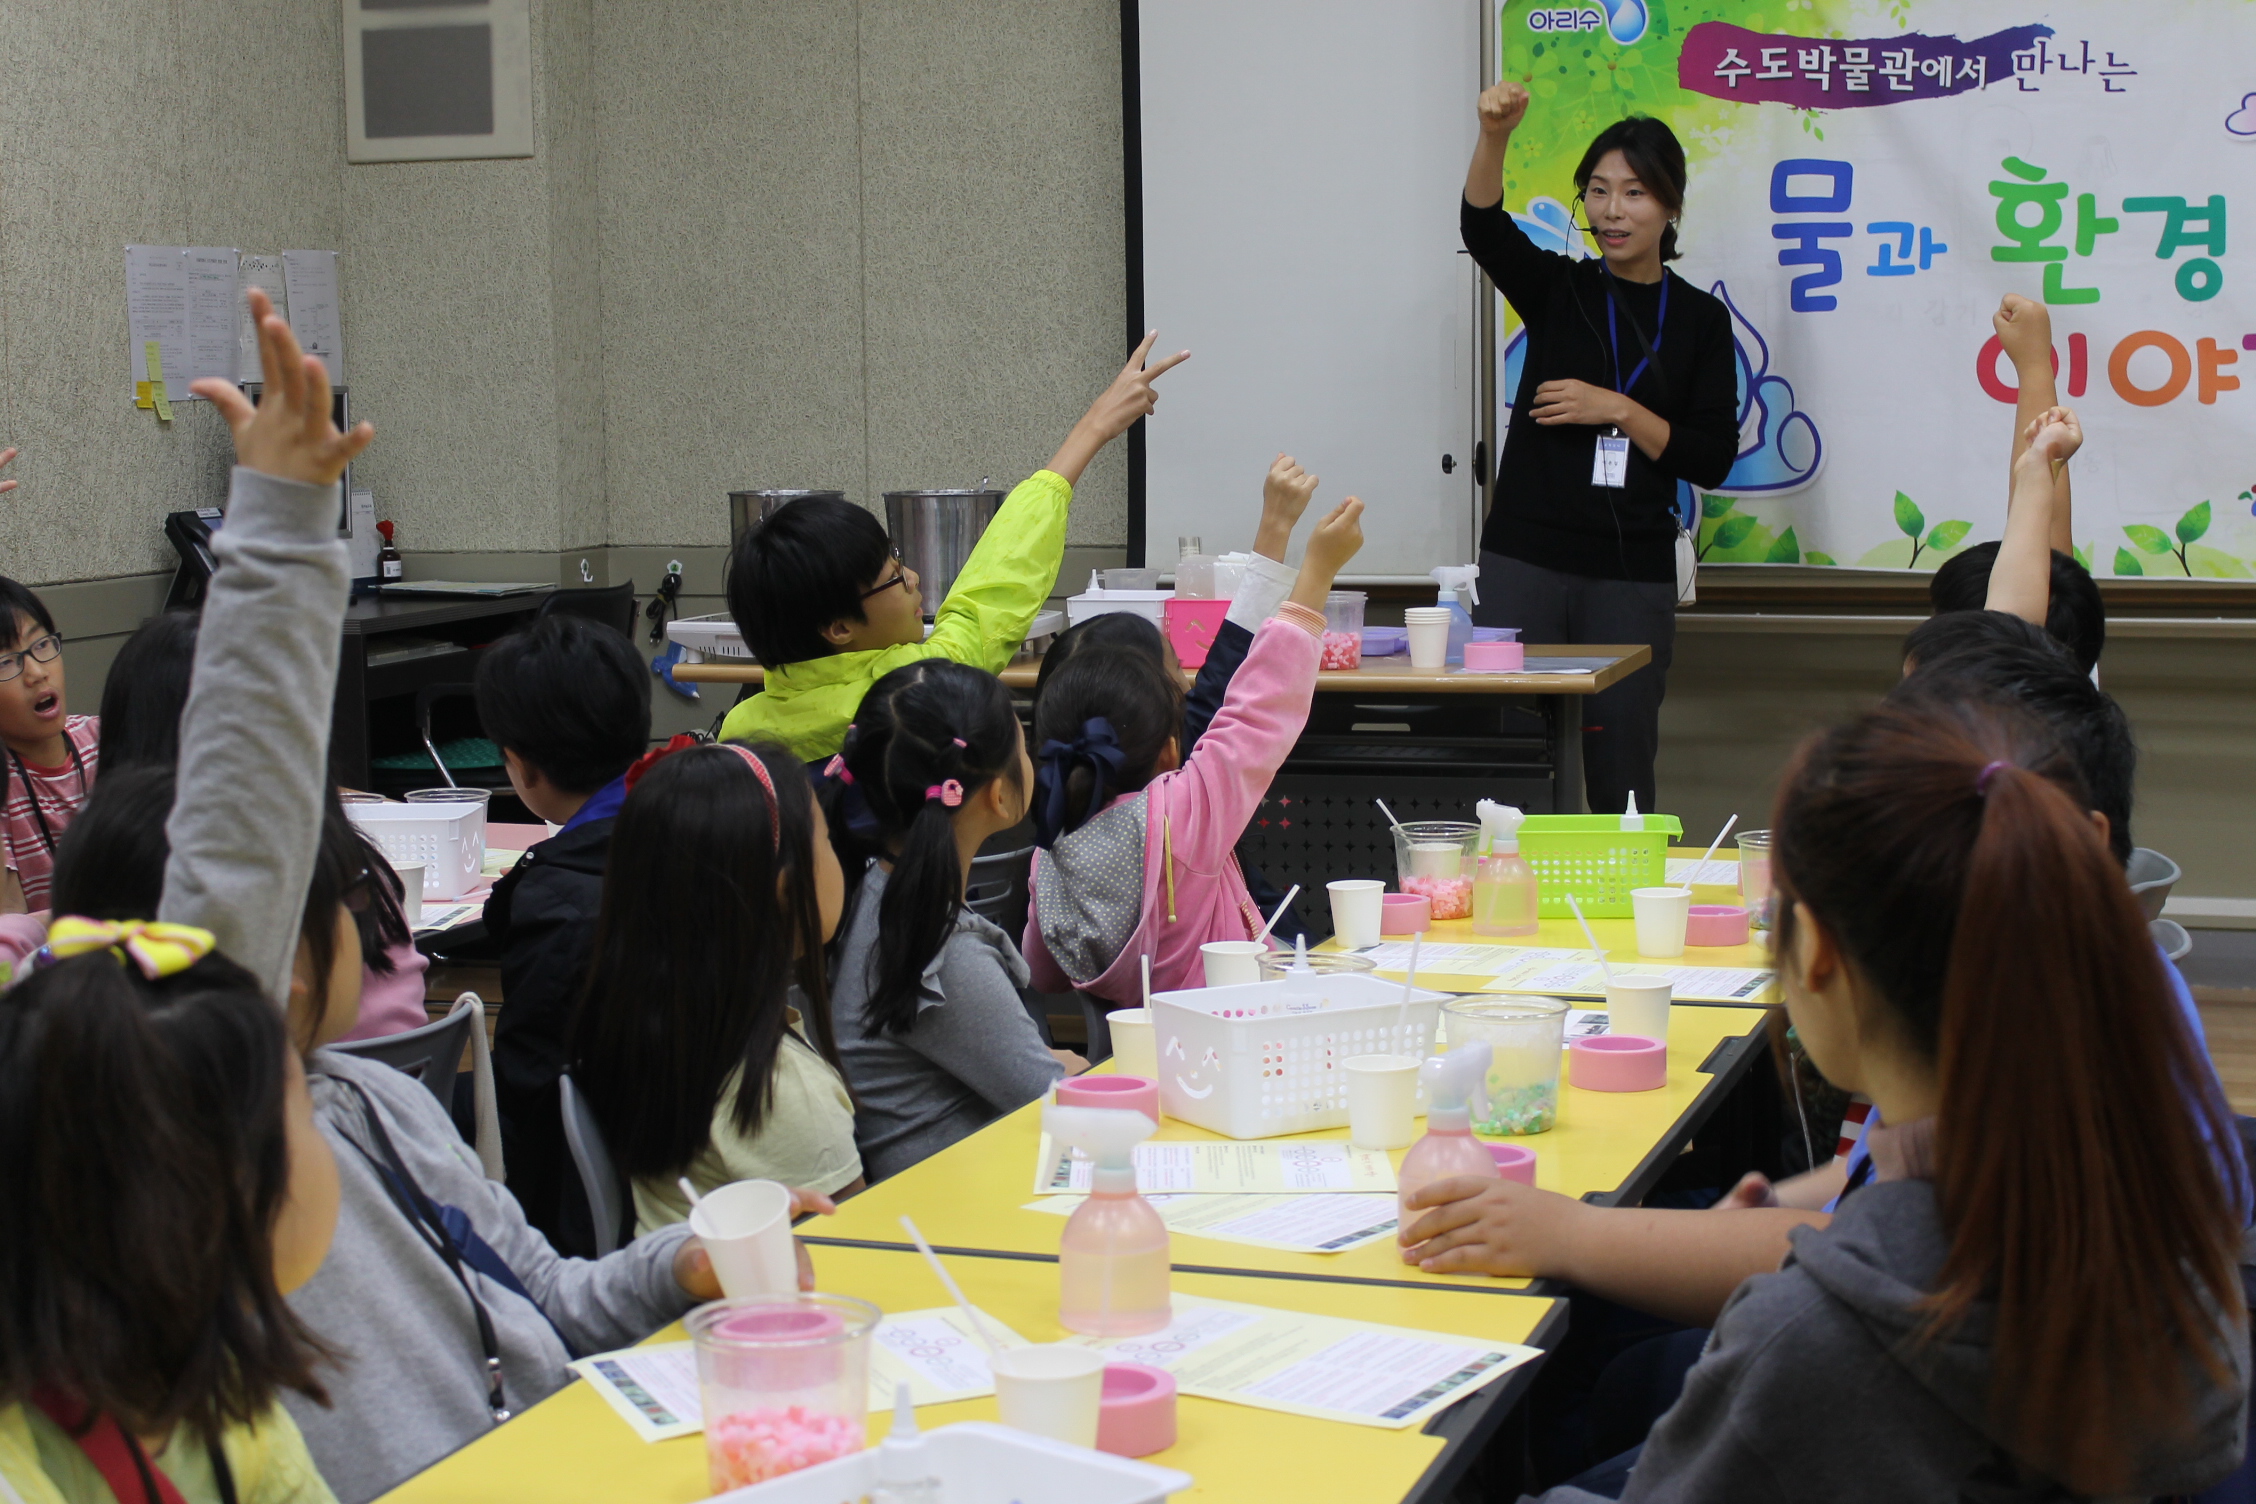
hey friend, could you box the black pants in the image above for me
[1472,551,1675,816]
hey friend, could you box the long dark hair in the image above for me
[1771,698,2244,1491]
[571,743,841,1178]
[837,661,1023,1035]
[1574,115,1687,262]
[97,610,201,770]
[1029,647,1182,845]
[0,950,329,1444]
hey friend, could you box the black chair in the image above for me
[539,580,636,640]
[329,995,478,1116]
[560,1072,629,1257]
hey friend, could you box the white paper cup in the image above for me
[1106,1008,1157,1081]
[1200,940,1268,989]
[991,1343,1107,1448]
[1344,1053,1422,1150]
[1327,879,1385,950]
[1405,611,1450,669]
[1631,886,1692,959]
[1605,974,1673,1045]
[687,1179,798,1299]
[388,862,425,927]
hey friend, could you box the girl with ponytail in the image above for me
[825,660,1080,1182]
[1516,697,2250,1502]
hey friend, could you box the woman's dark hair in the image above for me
[1770,698,2243,1491]
[572,743,842,1178]
[0,950,329,1444]
[0,575,56,643]
[1029,646,1184,845]
[1574,115,1688,262]
[1899,607,2064,674]
[472,615,651,794]
[98,611,201,771]
[1929,544,2106,673]
[725,499,893,668]
[1031,612,1170,703]
[838,661,1024,1036]
[52,771,410,1036]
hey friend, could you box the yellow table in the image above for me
[806,1005,1770,1293]
[378,1246,1564,1504]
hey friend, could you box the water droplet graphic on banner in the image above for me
[1604,0,1649,46]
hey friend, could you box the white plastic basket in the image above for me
[670,609,1069,663]
[712,1421,1190,1504]
[1151,974,1451,1139]
[346,801,485,900]
[1065,589,1171,628]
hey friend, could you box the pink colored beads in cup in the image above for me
[1320,631,1362,670]
[1401,873,1473,920]
[707,1406,864,1490]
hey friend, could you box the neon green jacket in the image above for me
[719,469,1072,761]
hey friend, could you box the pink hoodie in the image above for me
[1023,608,1322,1007]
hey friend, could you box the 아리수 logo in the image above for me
[1526,0,1647,46]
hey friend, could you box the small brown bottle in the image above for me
[376,519,404,581]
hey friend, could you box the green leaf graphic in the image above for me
[2176,500,2212,544]
[1805,551,1837,567]
[1893,492,1925,539]
[1701,494,1734,519]
[2114,548,2144,577]
[1765,527,1801,564]
[1712,515,1757,551]
[1925,520,1972,552]
[2124,524,2173,555]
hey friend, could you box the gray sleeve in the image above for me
[911,930,1067,1113]
[158,467,351,1003]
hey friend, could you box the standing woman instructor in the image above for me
[1462,82,1738,815]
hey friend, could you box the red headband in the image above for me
[624,735,782,849]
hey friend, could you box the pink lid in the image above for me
[1483,1142,1537,1185]
[1380,892,1431,934]
[1096,1362,1177,1457]
[1569,1034,1667,1092]
[1461,640,1526,673]
[1056,1073,1160,1124]
[1684,904,1750,947]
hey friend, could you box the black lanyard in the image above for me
[7,733,89,858]
[330,1075,513,1424]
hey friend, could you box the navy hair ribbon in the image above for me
[1033,717,1126,849]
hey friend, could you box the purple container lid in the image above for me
[1362,626,1408,655]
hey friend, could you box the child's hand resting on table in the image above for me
[1397,1176,1588,1277]
[193,288,374,488]
[1286,497,1365,613]
[1255,453,1320,562]
[673,1186,838,1298]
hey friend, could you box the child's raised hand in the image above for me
[2022,404,2082,468]
[1301,496,1364,579]
[192,288,373,488]
[1992,293,2053,369]
[1046,331,1191,485]
[0,447,18,497]
[1255,453,1319,561]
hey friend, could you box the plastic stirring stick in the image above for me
[1375,798,1407,834]
[1395,933,1422,1046]
[1565,892,1614,985]
[900,1215,1004,1356]
[1254,884,1302,945]
[678,1177,703,1210]
[1141,953,1153,1009]
[1692,814,1739,889]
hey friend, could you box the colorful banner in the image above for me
[1495,1,2256,577]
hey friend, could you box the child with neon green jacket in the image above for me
[719,333,1189,762]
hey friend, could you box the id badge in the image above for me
[1593,429,1629,489]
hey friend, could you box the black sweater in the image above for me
[1463,197,1739,583]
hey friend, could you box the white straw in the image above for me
[1564,892,1614,985]
[1141,953,1153,1009]
[1692,814,1739,889]
[1395,932,1422,1047]
[900,1215,1004,1356]
[1254,884,1302,945]
[1374,798,1406,834]
[678,1177,704,1210]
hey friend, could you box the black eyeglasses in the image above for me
[0,633,61,684]
[860,545,910,601]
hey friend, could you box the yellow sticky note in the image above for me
[135,381,153,409]
[143,340,172,422]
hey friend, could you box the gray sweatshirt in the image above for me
[830,862,1064,1183]
[1538,1178,2250,1503]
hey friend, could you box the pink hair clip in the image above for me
[823,754,854,785]
[927,779,965,807]
[950,737,968,748]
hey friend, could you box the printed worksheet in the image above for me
[1484,957,1774,1004]
[1063,1294,1540,1430]
[1023,1192,1401,1254]
[1355,942,1595,978]
[1033,1137,1396,1197]
[570,1307,1027,1442]
[1663,858,1740,886]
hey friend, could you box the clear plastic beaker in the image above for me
[1392,821,1480,921]
[690,1293,879,1491]
[1321,591,1366,669]
[1736,829,1773,929]
[1441,997,1569,1135]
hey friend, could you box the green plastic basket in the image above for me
[1517,814,1682,917]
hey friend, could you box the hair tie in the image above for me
[927,779,965,808]
[1975,759,2012,797]
[950,737,968,749]
[625,736,782,851]
[822,753,854,786]
[44,917,215,980]
[1032,717,1128,848]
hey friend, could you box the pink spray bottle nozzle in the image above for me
[1419,1041,1492,1133]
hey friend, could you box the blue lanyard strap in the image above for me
[1604,268,1669,397]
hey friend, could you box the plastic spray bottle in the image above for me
[1471,800,1540,937]
[870,1382,943,1504]
[1397,1042,1502,1222]
[1430,565,1481,666]
[1045,1104,1172,1336]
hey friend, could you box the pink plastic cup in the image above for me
[1380,892,1431,934]
[1057,1073,1160,1124]
[1685,904,1750,947]
[1569,1034,1667,1092]
[1483,1142,1537,1184]
[1096,1362,1177,1457]
[1461,639,1526,672]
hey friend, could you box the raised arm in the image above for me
[1994,295,2074,555]
[1987,406,2081,626]
[1043,331,1190,487]
[1462,81,1527,209]
[1460,82,1575,322]
[163,290,372,1002]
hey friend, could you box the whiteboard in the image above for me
[1136,0,1484,582]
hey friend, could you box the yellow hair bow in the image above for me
[45,917,217,980]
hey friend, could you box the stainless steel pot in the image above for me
[729,489,847,540]
[884,486,1004,611]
